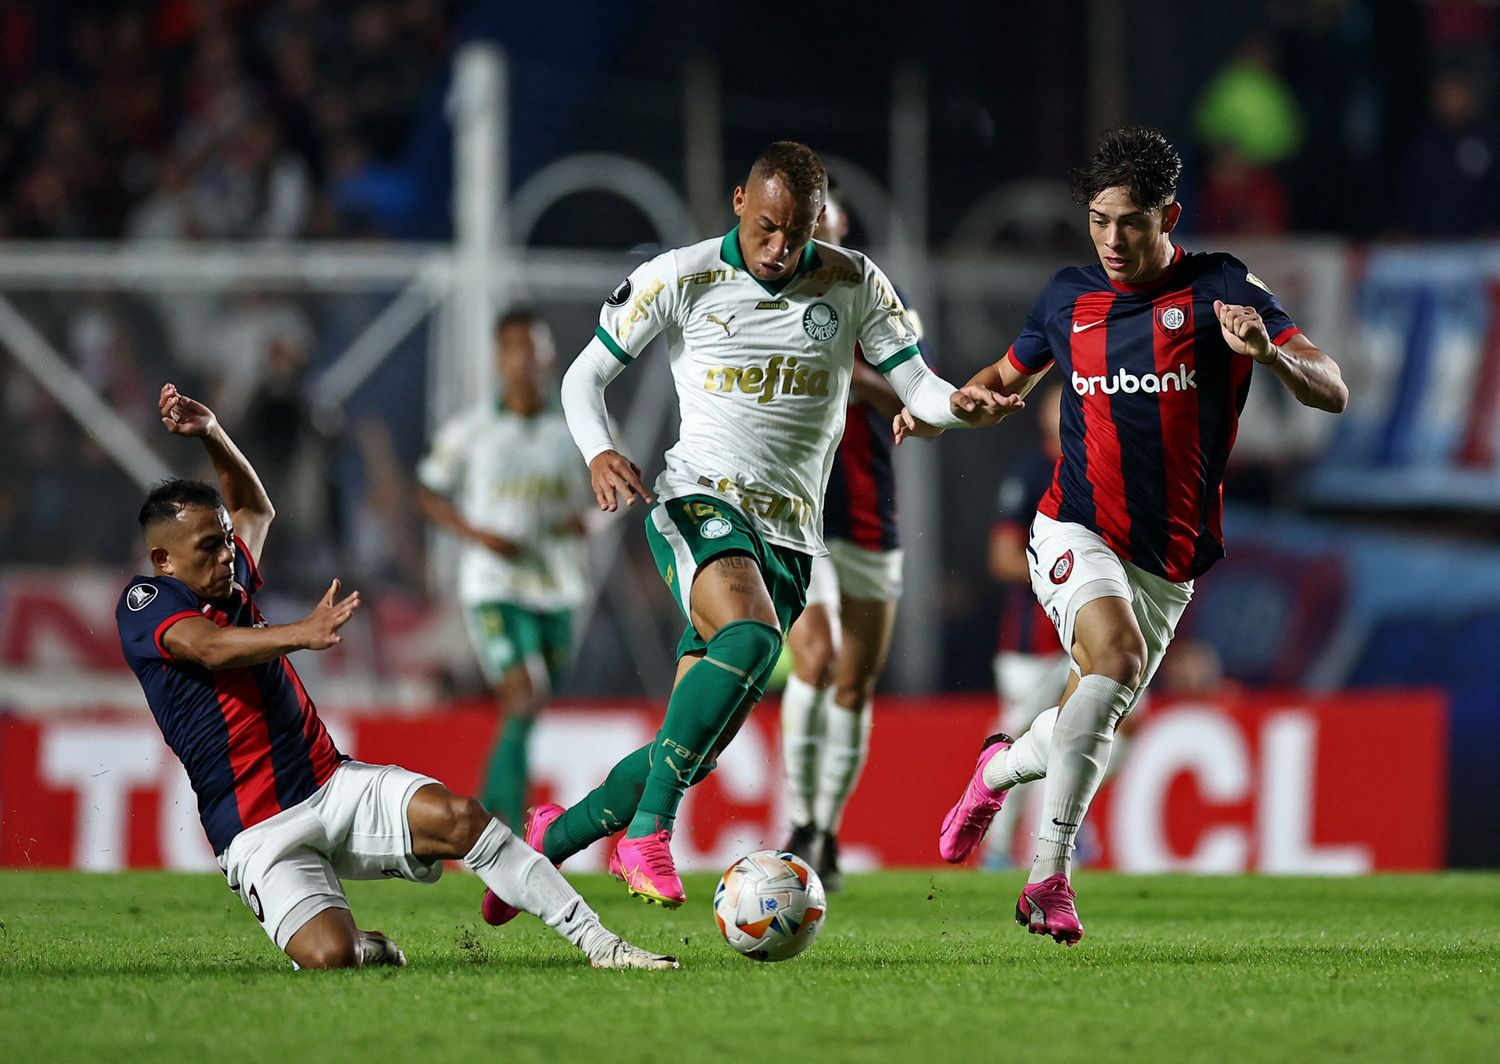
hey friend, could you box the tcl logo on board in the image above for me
[0,693,1445,873]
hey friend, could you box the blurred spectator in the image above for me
[1194,147,1290,235]
[209,288,315,421]
[1397,66,1500,237]
[127,151,205,241]
[1192,34,1304,168]
[1153,638,1235,698]
[0,1,453,241]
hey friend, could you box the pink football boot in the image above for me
[612,830,686,908]
[1015,873,1085,946]
[480,802,565,927]
[937,733,1013,863]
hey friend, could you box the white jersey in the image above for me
[593,228,924,556]
[417,404,593,610]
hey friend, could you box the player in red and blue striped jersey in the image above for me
[782,180,911,891]
[902,128,1348,945]
[116,383,676,971]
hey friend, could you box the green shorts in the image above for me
[463,602,574,688]
[645,494,813,658]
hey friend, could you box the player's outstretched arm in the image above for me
[162,578,360,669]
[1213,300,1348,413]
[892,357,1044,445]
[158,383,276,562]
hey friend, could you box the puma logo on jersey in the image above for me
[706,313,736,336]
[703,356,831,404]
[1071,365,1196,396]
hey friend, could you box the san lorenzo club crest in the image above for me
[1049,549,1074,585]
[126,584,158,611]
[1157,303,1188,337]
[803,302,839,341]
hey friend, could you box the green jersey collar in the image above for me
[719,225,821,295]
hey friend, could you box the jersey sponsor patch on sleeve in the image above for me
[1246,272,1272,294]
[605,277,633,307]
[126,584,158,611]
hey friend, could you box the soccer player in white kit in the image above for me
[417,310,593,831]
[479,141,1018,915]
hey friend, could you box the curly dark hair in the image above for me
[138,478,223,530]
[748,141,828,204]
[1070,127,1182,210]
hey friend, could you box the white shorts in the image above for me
[993,650,1072,735]
[217,761,444,950]
[808,539,903,606]
[1027,513,1193,715]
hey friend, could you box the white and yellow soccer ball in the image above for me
[713,849,827,962]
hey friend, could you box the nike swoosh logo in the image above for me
[562,900,580,924]
[1051,817,1079,829]
[1072,320,1104,333]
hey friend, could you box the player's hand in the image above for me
[159,383,218,437]
[950,384,1024,426]
[300,579,361,650]
[892,407,944,445]
[472,529,522,559]
[588,450,652,512]
[1213,300,1275,363]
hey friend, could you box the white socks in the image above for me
[813,700,873,835]
[1030,675,1133,883]
[982,706,1060,791]
[462,817,612,959]
[780,674,828,828]
[782,679,873,835]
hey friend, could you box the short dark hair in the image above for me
[138,478,223,530]
[748,141,828,204]
[495,307,541,335]
[1070,127,1182,210]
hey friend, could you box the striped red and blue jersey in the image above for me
[1006,249,1301,582]
[823,347,900,551]
[994,448,1063,656]
[116,538,346,854]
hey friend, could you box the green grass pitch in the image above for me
[1,870,1496,1063]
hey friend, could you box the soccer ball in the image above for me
[712,849,827,962]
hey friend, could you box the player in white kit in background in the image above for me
[417,310,594,830]
[780,179,912,891]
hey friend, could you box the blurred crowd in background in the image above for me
[2,1,1498,244]
[0,0,453,241]
[3,0,1500,699]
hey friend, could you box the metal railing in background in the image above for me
[0,45,1368,700]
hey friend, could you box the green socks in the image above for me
[481,714,535,828]
[542,744,651,863]
[627,619,783,838]
[540,620,784,861]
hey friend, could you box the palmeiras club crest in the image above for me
[1157,302,1189,337]
[1049,549,1074,585]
